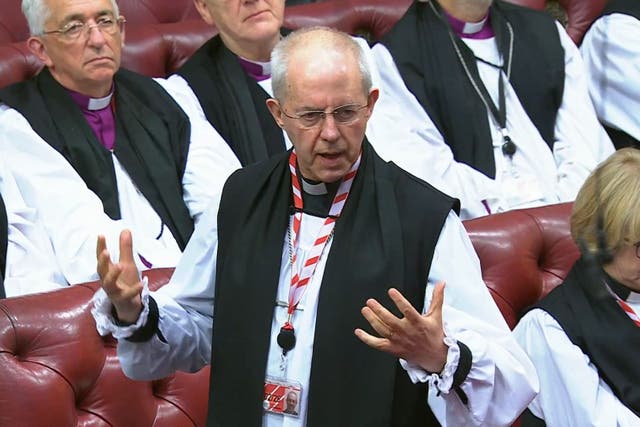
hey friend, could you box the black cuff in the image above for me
[122,296,164,343]
[452,340,472,405]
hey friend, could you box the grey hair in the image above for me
[271,26,373,102]
[22,0,120,35]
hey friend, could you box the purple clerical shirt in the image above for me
[68,89,116,151]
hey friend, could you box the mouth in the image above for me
[86,56,114,65]
[244,10,270,21]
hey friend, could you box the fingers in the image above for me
[425,282,445,324]
[361,305,393,338]
[388,288,423,323]
[354,328,388,351]
[96,235,107,259]
[118,229,135,265]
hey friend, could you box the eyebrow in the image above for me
[58,10,114,25]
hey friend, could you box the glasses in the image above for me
[42,16,126,41]
[281,103,369,129]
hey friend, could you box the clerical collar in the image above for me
[68,87,114,111]
[604,269,633,301]
[301,177,328,195]
[445,10,494,40]
[237,56,271,82]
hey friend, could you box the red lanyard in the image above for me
[277,150,360,354]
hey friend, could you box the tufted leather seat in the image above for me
[0,268,210,427]
[0,203,578,426]
[464,202,579,328]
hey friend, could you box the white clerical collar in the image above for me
[87,92,113,111]
[301,178,328,195]
[627,291,640,304]
[239,56,271,75]
[462,15,488,34]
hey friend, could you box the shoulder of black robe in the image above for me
[0,68,194,250]
[0,192,7,299]
[0,68,121,218]
[177,34,286,166]
[602,0,640,21]
[380,0,564,179]
[533,257,640,417]
[210,140,455,427]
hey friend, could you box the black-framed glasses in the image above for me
[42,15,126,41]
[281,102,369,129]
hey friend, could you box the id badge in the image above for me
[264,376,302,417]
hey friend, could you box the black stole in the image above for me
[209,141,456,426]
[381,0,564,178]
[177,35,286,166]
[0,192,7,299]
[533,257,640,418]
[207,143,458,427]
[599,0,640,149]
[0,68,194,250]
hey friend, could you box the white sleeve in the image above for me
[1,162,68,297]
[413,212,538,426]
[95,198,220,380]
[367,42,505,219]
[552,22,614,202]
[581,13,640,142]
[0,105,155,284]
[513,309,640,427]
[154,75,241,225]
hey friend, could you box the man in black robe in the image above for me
[94,27,537,426]
[0,0,239,279]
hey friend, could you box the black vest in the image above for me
[209,141,458,426]
[0,192,7,299]
[598,0,640,149]
[0,68,194,250]
[177,35,286,166]
[530,258,640,422]
[382,0,565,178]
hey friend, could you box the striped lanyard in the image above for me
[613,293,640,328]
[277,150,360,355]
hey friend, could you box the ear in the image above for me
[266,98,285,128]
[119,15,126,46]
[27,36,53,68]
[365,88,380,118]
[193,0,216,26]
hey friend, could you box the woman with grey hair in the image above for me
[514,147,640,426]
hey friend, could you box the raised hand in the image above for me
[355,282,448,373]
[96,229,143,324]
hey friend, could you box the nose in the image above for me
[319,113,340,142]
[86,24,107,46]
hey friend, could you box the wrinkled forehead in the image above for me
[46,0,116,23]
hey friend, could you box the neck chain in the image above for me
[428,0,517,158]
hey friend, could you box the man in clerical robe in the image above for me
[93,27,538,426]
[0,0,240,284]
[374,0,615,218]
[581,0,640,150]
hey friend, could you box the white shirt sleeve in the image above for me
[1,161,68,297]
[367,42,504,219]
[154,75,242,225]
[410,212,538,426]
[0,105,164,284]
[94,197,220,380]
[514,308,640,427]
[581,13,640,142]
[552,22,614,202]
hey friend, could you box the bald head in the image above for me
[270,26,372,102]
